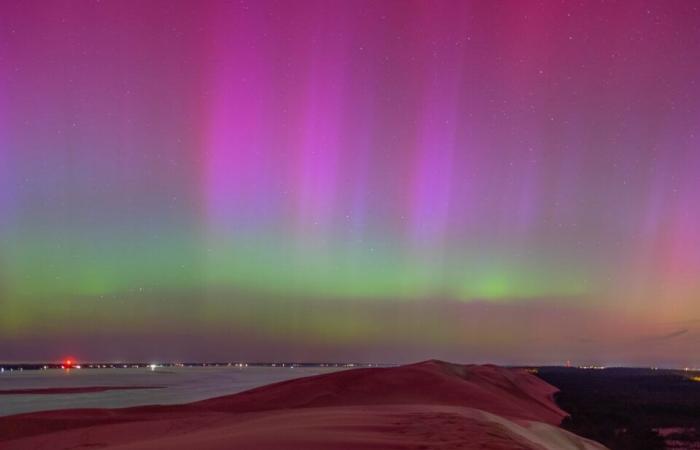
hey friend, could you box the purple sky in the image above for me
[1,0,700,366]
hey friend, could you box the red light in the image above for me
[64,359,74,368]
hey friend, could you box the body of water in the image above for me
[0,366,342,416]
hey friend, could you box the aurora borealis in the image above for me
[1,0,700,366]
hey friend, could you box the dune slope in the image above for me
[0,360,608,450]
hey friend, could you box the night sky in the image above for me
[1,0,700,366]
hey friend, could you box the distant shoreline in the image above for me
[0,386,164,395]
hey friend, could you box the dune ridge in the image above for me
[0,360,608,449]
[194,360,567,423]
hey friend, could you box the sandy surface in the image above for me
[0,360,609,450]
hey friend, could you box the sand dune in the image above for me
[0,360,608,449]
